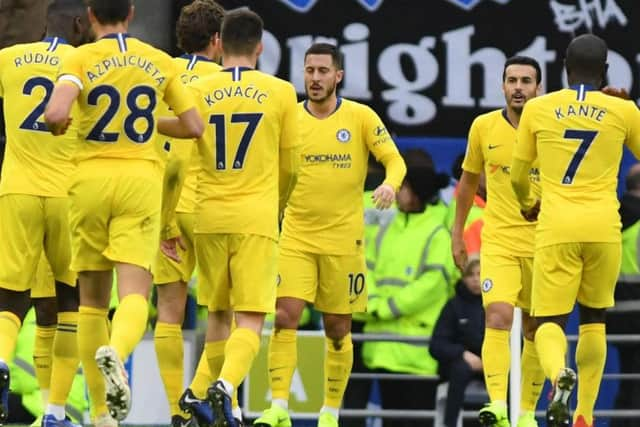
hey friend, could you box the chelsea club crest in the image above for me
[336,129,351,143]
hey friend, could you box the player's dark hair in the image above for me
[46,0,89,45]
[565,34,608,85]
[502,56,542,85]
[221,8,263,56]
[305,43,343,70]
[176,0,225,54]
[86,0,131,25]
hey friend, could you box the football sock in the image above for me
[534,322,567,382]
[49,312,79,406]
[110,294,148,360]
[519,338,545,412]
[481,328,511,402]
[154,322,184,416]
[268,328,297,402]
[217,328,260,389]
[574,323,606,426]
[323,333,353,410]
[34,324,56,406]
[78,306,109,418]
[0,311,21,361]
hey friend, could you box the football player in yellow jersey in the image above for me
[43,0,204,423]
[254,43,405,427]
[453,56,545,427]
[0,2,92,426]
[511,34,640,427]
[160,9,300,427]
[150,2,225,427]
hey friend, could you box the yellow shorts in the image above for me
[277,246,367,314]
[480,253,533,310]
[195,233,277,313]
[0,194,75,292]
[68,172,161,271]
[31,254,56,299]
[153,213,196,285]
[532,242,620,317]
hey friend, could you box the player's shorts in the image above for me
[195,233,277,312]
[0,194,76,292]
[31,254,56,299]
[531,242,621,317]
[480,252,533,311]
[153,213,196,285]
[277,246,367,314]
[68,164,161,271]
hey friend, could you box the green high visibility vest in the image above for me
[363,202,458,375]
[620,221,640,278]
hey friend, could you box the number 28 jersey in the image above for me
[514,85,640,246]
[0,38,77,197]
[189,67,299,240]
[57,33,194,166]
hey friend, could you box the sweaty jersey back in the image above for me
[514,84,640,247]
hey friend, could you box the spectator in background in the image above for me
[362,149,457,427]
[430,257,484,427]
[607,163,640,427]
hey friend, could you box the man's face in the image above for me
[304,53,343,103]
[502,64,539,113]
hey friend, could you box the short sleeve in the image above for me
[513,102,538,162]
[57,49,85,90]
[462,118,484,174]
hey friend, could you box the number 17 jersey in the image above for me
[189,67,300,241]
[514,85,640,247]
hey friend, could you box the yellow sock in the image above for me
[519,338,545,412]
[534,322,567,382]
[191,350,214,398]
[574,323,606,426]
[268,329,297,401]
[323,333,353,409]
[0,311,21,361]
[155,322,184,416]
[49,312,80,406]
[217,328,260,389]
[34,324,56,400]
[481,328,511,402]
[78,306,109,418]
[111,294,148,360]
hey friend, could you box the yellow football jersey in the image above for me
[514,84,640,247]
[0,38,78,197]
[158,54,221,213]
[463,109,541,257]
[280,98,403,255]
[57,33,194,165]
[190,66,300,240]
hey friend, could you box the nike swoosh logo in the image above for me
[487,373,500,378]
[269,367,285,373]
[532,382,544,386]
[182,395,203,404]
[488,144,501,149]
[327,378,341,382]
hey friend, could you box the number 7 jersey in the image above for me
[0,38,77,197]
[188,66,300,240]
[514,85,640,246]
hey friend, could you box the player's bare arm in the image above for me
[44,82,79,135]
[451,170,480,270]
[373,151,406,209]
[157,108,204,139]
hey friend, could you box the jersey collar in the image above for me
[101,33,131,52]
[501,108,517,129]
[569,84,597,101]
[303,97,343,118]
[180,54,214,71]
[42,36,68,52]
[222,66,253,81]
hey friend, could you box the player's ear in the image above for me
[127,5,135,24]
[255,40,264,58]
[336,69,344,85]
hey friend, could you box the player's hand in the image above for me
[451,232,468,272]
[372,183,395,209]
[520,199,540,222]
[601,86,630,100]
[160,236,186,263]
[50,117,72,136]
[463,350,483,372]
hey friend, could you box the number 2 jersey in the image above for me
[514,85,640,247]
[57,33,194,170]
[0,37,77,197]
[189,66,300,241]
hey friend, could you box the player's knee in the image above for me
[579,304,606,324]
[55,281,79,312]
[323,315,351,342]
[33,297,58,326]
[484,302,514,330]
